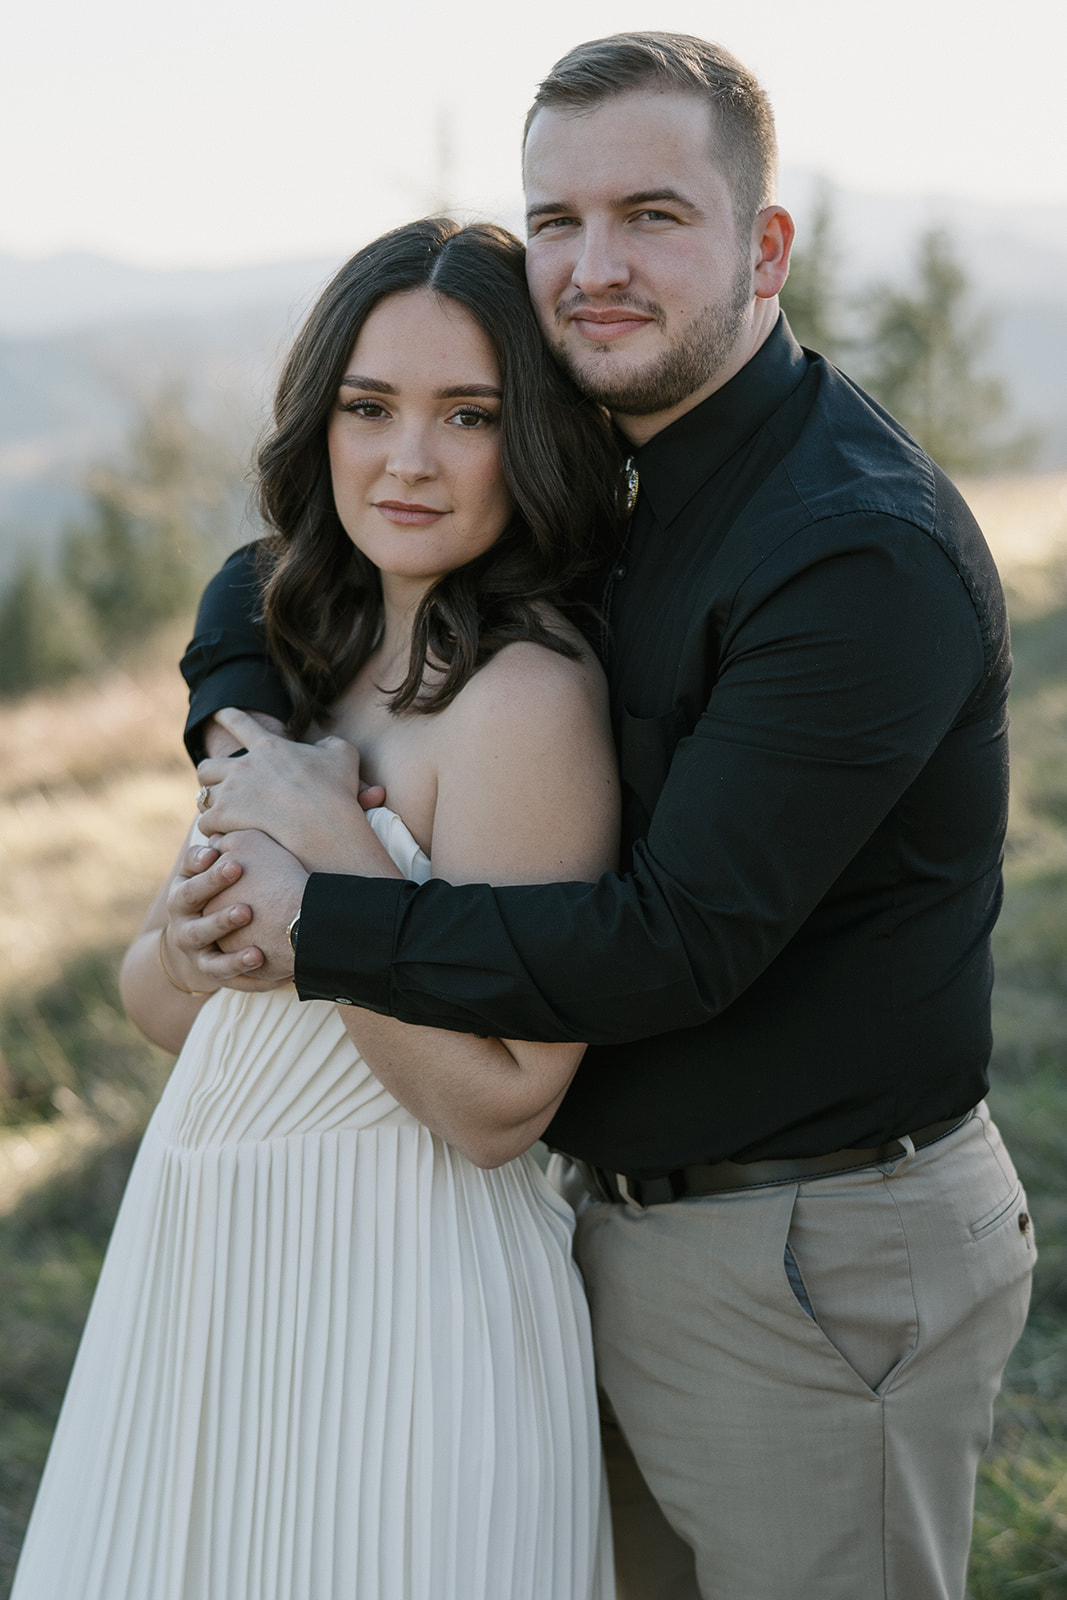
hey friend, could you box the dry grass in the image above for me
[961,470,1067,616]
[0,625,195,1213]
[0,625,194,1007]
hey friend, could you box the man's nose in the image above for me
[571,223,630,295]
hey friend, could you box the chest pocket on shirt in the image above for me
[619,703,691,820]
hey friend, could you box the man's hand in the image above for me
[202,708,291,760]
[195,707,389,873]
[205,829,311,983]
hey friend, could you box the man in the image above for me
[174,33,1033,1600]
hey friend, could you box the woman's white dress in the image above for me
[13,808,613,1600]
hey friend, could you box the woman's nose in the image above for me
[386,424,436,484]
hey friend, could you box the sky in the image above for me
[4,0,1065,269]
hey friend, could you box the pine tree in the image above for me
[63,384,236,645]
[861,228,1038,475]
[0,558,99,692]
[780,182,848,363]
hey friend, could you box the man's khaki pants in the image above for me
[568,1103,1034,1600]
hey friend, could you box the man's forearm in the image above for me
[181,544,292,762]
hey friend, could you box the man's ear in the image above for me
[752,206,794,301]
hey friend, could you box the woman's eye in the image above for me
[450,407,494,429]
[340,398,388,418]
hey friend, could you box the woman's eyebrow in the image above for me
[337,377,501,400]
[435,384,502,400]
[339,373,396,393]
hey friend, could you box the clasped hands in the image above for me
[166,708,388,988]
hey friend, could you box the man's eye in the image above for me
[533,216,578,234]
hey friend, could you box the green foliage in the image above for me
[0,561,99,693]
[0,1130,145,1588]
[780,182,850,363]
[862,229,1040,475]
[0,948,169,1126]
[0,386,244,698]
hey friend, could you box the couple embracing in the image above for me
[14,31,1033,1600]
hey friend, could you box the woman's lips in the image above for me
[374,501,446,525]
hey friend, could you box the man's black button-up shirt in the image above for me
[182,318,1010,1176]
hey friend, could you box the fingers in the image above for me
[170,851,243,915]
[183,901,254,951]
[202,716,248,760]
[358,784,387,812]
[214,707,277,748]
[195,944,269,981]
[180,841,219,876]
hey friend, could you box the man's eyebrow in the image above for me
[526,187,703,225]
[338,376,501,400]
[526,199,572,225]
[619,188,703,214]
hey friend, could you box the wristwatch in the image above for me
[286,913,300,954]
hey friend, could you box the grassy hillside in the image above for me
[1,478,1066,1594]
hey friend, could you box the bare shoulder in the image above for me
[429,629,619,886]
[447,629,610,750]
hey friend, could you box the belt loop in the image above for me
[616,1174,648,1214]
[887,1133,916,1179]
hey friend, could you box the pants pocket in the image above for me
[784,1175,919,1394]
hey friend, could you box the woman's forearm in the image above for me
[336,1005,583,1168]
[119,926,217,1054]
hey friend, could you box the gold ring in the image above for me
[196,785,212,813]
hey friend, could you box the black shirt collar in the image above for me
[629,315,809,527]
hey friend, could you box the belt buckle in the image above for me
[616,1173,647,1213]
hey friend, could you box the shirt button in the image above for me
[614,565,627,579]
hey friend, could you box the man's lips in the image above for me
[374,501,446,525]
[568,308,655,342]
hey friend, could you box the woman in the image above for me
[13,220,621,1599]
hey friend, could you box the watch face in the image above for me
[286,914,300,953]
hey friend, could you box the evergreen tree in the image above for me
[0,385,245,697]
[63,384,236,644]
[0,558,99,692]
[861,228,1038,475]
[780,182,848,362]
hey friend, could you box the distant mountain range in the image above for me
[1,180,1065,579]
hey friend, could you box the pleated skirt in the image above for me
[12,986,613,1599]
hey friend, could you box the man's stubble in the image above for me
[547,255,753,419]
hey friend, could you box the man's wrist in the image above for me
[292,871,402,1009]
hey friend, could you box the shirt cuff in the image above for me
[183,660,294,763]
[294,872,404,1010]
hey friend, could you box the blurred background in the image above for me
[1,1,1066,1593]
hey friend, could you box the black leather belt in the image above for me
[590,1113,974,1209]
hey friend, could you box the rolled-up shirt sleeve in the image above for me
[181,545,293,761]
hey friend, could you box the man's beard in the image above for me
[549,260,752,417]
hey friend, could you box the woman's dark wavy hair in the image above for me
[255,217,622,734]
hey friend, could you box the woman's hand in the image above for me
[194,708,392,875]
[164,839,281,988]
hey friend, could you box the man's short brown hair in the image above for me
[523,32,778,232]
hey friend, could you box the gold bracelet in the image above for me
[158,927,215,996]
